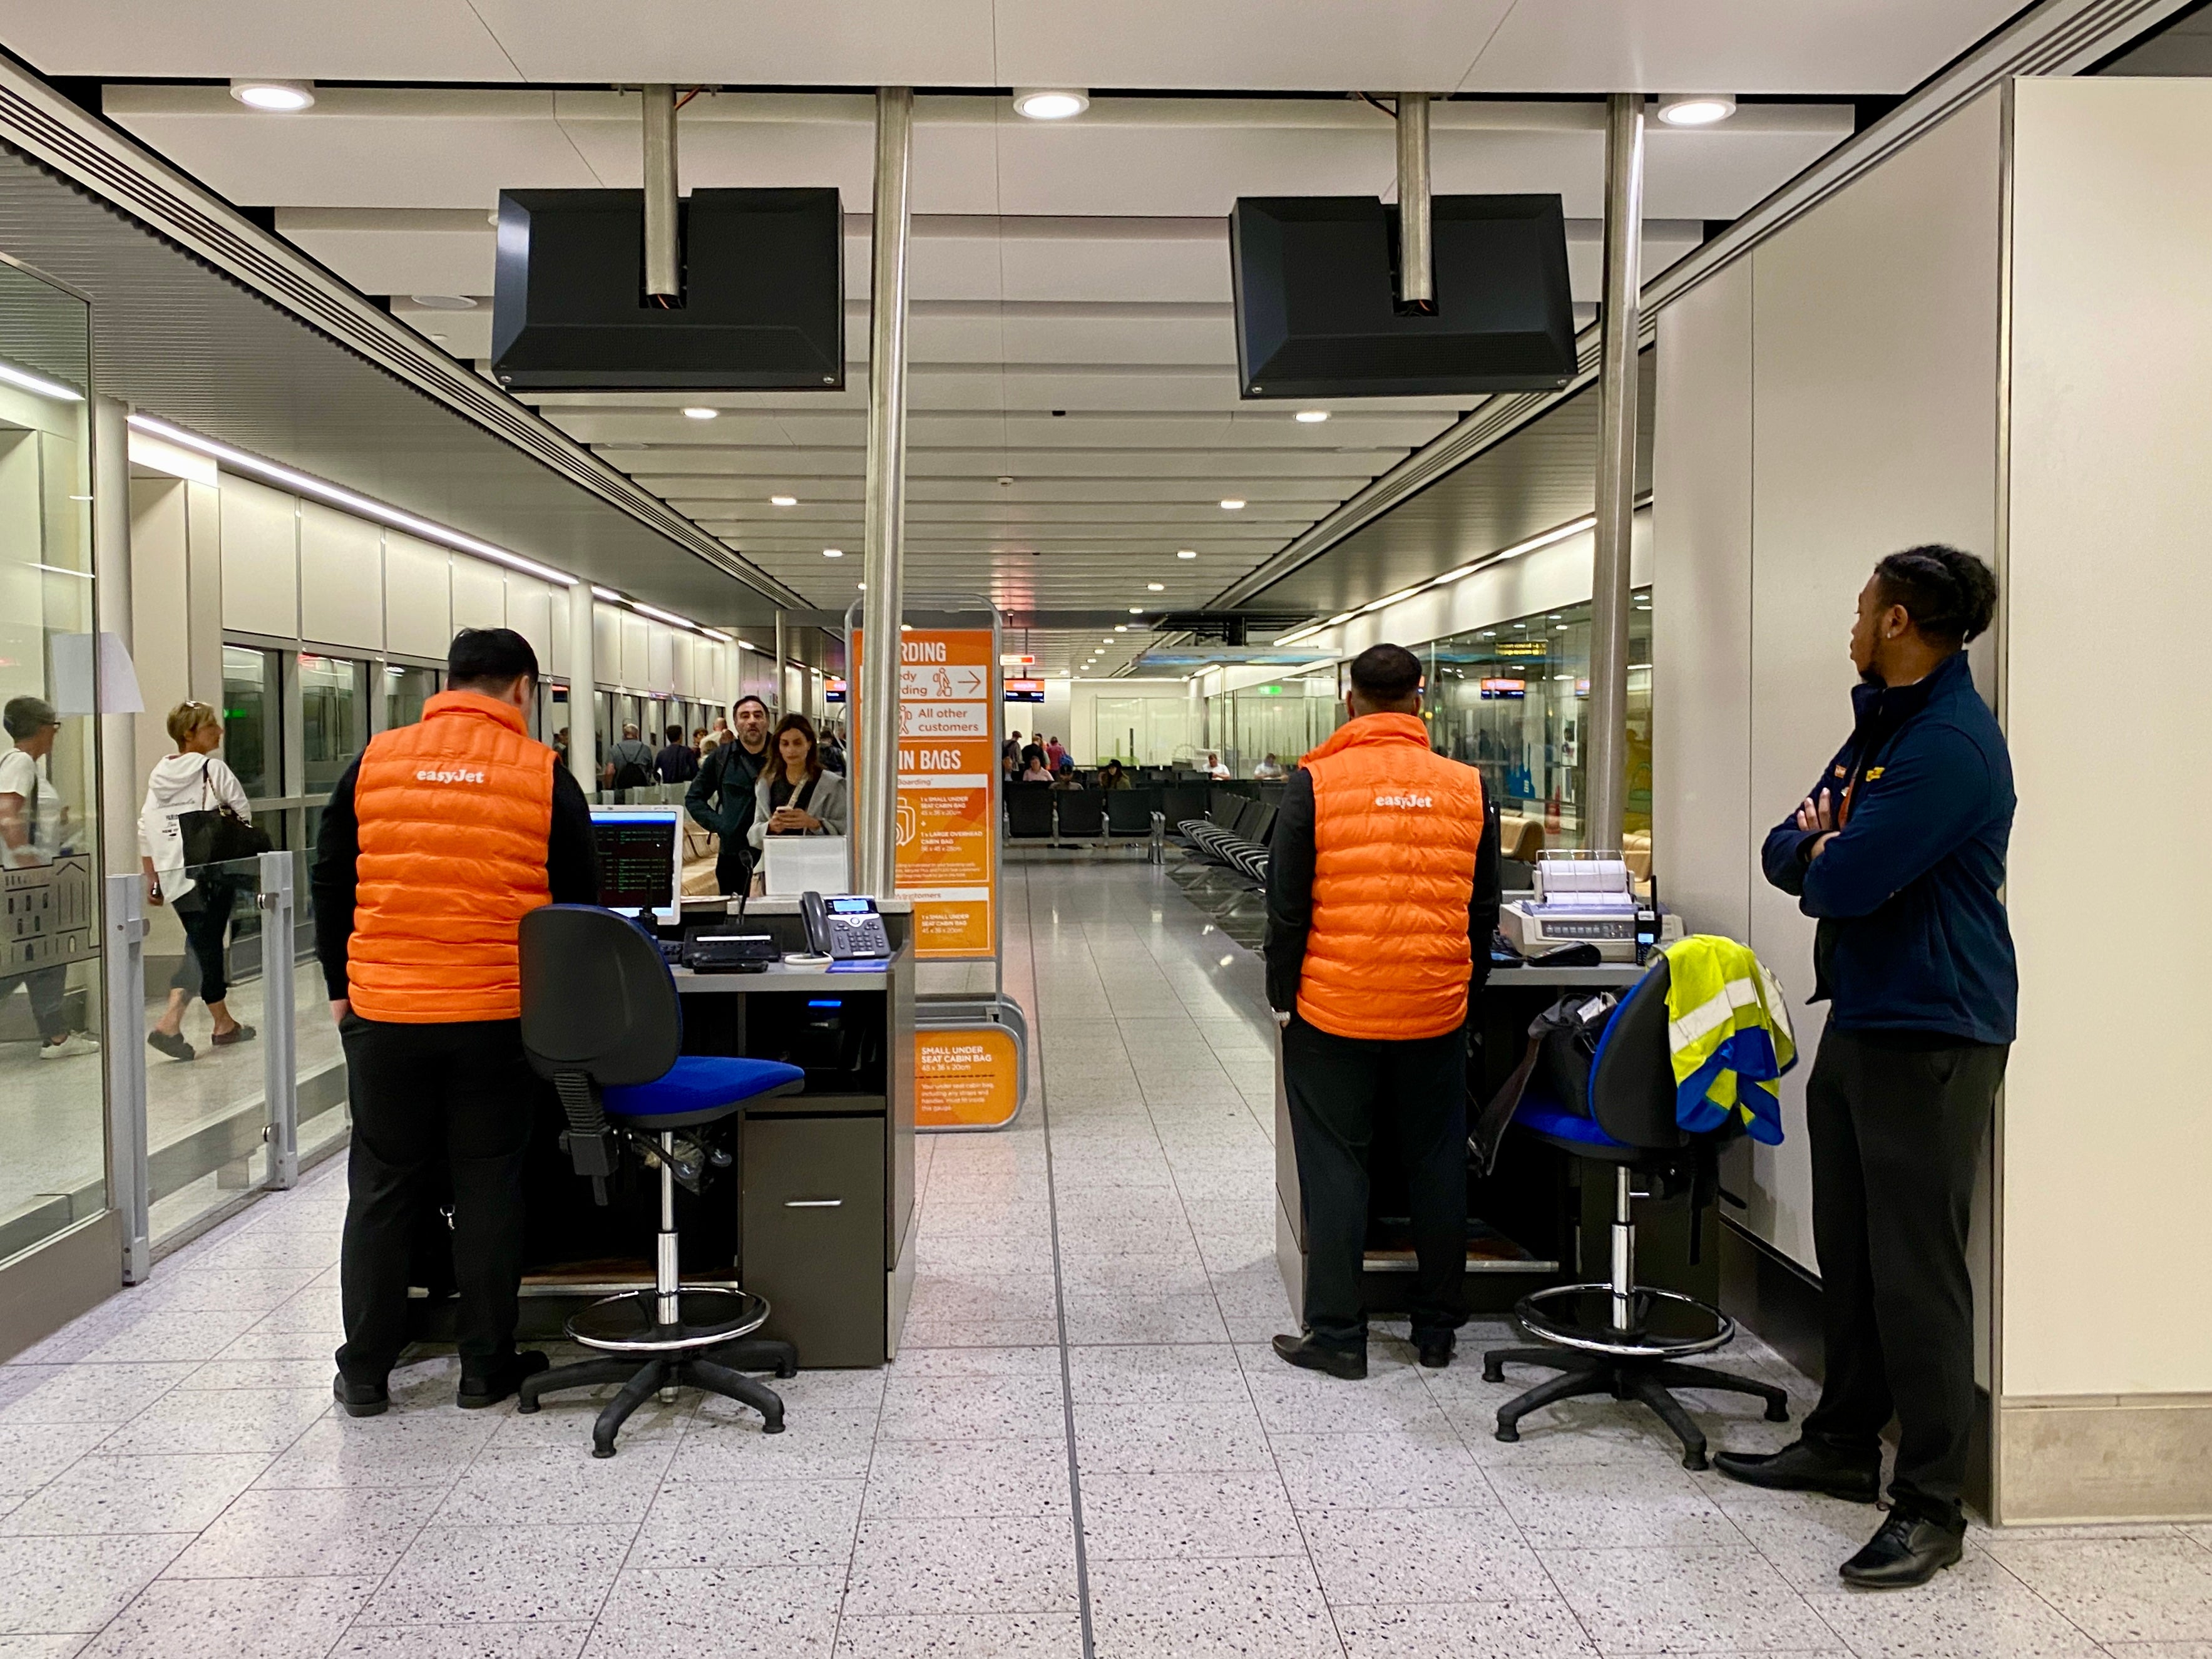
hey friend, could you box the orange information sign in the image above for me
[854,627,998,960]
[914,1025,1023,1129]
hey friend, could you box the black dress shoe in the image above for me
[1415,1331,1455,1370]
[332,1372,389,1418]
[457,1350,549,1410]
[1712,1439,1881,1502]
[1272,1333,1366,1380]
[1840,1512,1965,1588]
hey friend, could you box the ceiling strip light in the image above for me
[0,360,84,403]
[127,414,577,588]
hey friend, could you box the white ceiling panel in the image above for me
[1460,0,2027,94]
[0,0,521,80]
[991,0,1516,91]
[466,0,996,86]
[277,209,498,297]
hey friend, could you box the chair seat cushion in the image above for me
[604,1056,805,1126]
[1513,1093,1629,1151]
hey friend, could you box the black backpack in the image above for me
[1468,990,1619,1176]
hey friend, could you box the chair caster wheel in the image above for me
[1481,1363,1504,1383]
[1682,1449,1709,1471]
[762,1419,785,1435]
[591,1445,617,1459]
[777,1362,797,1379]
[1765,1401,1790,1422]
[515,1399,540,1415]
[1493,1424,1519,1443]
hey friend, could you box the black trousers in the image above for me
[714,838,754,901]
[168,881,237,1005]
[1801,1026,2007,1528]
[0,963,67,1042]
[1282,1017,1467,1348]
[337,1015,540,1377]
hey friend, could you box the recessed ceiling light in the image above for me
[682,406,718,420]
[1656,93,1738,127]
[1294,409,1330,424]
[1114,625,1128,632]
[1013,88,1089,120]
[1147,582,1164,592]
[770,495,797,506]
[409,294,476,311]
[1177,549,1197,560]
[822,547,844,558]
[1219,498,1246,510]
[230,79,315,112]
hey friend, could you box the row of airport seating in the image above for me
[1178,794,1276,882]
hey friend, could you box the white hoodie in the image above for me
[140,752,250,903]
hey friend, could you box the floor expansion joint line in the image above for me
[1025,865,1100,1659]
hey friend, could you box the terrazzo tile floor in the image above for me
[0,859,2189,1656]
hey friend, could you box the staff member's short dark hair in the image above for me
[733,695,769,717]
[1872,546,1998,648]
[1348,644,1423,704]
[447,627,540,691]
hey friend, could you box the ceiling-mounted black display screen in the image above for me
[491,187,843,391]
[1230,194,1575,399]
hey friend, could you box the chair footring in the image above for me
[565,1287,771,1353]
[1480,1344,1792,1470]
[518,1342,797,1456]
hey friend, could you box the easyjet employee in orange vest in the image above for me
[312,628,597,1417]
[1266,642,1500,1379]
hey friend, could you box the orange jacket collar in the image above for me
[1302,711,1430,767]
[421,689,531,736]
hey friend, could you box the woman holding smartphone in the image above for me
[747,713,850,861]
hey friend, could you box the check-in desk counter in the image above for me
[1275,960,1651,1318]
[506,900,916,1368]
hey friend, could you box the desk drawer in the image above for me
[742,1113,887,1367]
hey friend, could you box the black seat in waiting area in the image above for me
[1053,788,1105,838]
[1106,788,1160,837]
[1006,782,1055,838]
[1179,789,1276,883]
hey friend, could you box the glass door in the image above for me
[0,256,108,1338]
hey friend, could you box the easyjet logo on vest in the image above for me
[1372,792,1435,809]
[414,766,487,785]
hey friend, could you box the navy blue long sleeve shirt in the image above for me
[1760,649,2016,1045]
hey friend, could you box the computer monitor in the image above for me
[588,806,681,925]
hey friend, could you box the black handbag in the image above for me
[1468,990,1619,1176]
[177,758,272,874]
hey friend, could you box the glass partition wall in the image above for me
[0,258,106,1280]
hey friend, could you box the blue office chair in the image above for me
[1483,955,1791,1470]
[515,904,804,1457]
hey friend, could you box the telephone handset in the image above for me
[799,890,892,961]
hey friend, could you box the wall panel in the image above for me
[450,555,504,634]
[384,533,452,660]
[217,475,297,639]
[299,501,382,650]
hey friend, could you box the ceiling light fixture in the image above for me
[1114,625,1128,632]
[591,585,623,602]
[1219,498,1246,511]
[128,413,575,587]
[1294,409,1330,424]
[822,547,843,558]
[1656,93,1738,127]
[230,79,315,112]
[0,359,84,403]
[682,406,718,420]
[1013,88,1089,121]
[1177,549,1197,560]
[1147,582,1164,592]
[770,495,797,506]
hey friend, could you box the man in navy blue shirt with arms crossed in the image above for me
[1714,546,2015,1590]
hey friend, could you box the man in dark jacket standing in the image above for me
[1716,547,2014,1590]
[685,695,771,896]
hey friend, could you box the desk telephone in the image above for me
[801,891,893,960]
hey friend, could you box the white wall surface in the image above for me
[1649,91,2004,1273]
[449,553,505,633]
[299,500,382,649]
[2001,77,2212,1399]
[505,576,553,670]
[217,474,298,639]
[383,532,453,659]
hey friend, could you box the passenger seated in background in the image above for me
[1051,760,1083,790]
[747,713,851,856]
[1201,749,1232,780]
[1019,746,1052,783]
[1254,752,1286,780]
[655,724,700,784]
[1097,759,1131,791]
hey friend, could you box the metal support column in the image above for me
[1395,92,1433,311]
[642,85,680,302]
[568,585,598,794]
[103,874,150,1283]
[773,612,787,714]
[856,86,914,898]
[257,850,298,1190]
[93,394,140,880]
[1585,91,1645,855]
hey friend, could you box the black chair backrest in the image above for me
[1208,796,1241,830]
[1006,783,1055,837]
[1162,783,1209,825]
[1246,803,1278,845]
[1055,789,1105,835]
[1106,789,1156,834]
[520,905,679,1087]
[1588,957,1693,1151]
[1233,798,1268,839]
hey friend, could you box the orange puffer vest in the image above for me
[1297,712,1485,1040]
[347,691,556,1024]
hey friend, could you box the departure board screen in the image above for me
[590,811,677,912]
